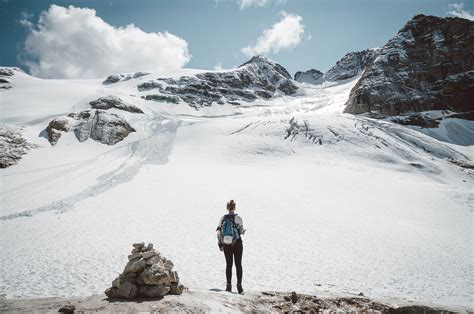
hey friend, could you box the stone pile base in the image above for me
[105,242,184,299]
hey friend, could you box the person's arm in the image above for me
[216,217,223,250]
[236,216,246,235]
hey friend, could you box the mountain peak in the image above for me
[239,55,292,80]
[238,55,273,68]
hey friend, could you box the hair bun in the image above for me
[227,200,236,210]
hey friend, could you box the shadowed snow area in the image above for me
[0,68,472,310]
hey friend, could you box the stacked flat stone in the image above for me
[105,242,184,299]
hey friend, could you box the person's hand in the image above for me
[219,245,224,252]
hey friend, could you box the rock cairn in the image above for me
[105,242,184,299]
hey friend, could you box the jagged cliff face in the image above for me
[324,49,380,82]
[294,69,324,84]
[135,56,298,107]
[344,15,474,115]
[293,49,380,84]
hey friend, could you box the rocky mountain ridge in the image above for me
[294,49,380,84]
[134,56,298,108]
[294,69,324,84]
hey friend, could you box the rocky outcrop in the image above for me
[46,110,135,145]
[294,69,324,84]
[105,242,185,299]
[0,125,37,168]
[324,49,380,82]
[345,15,474,115]
[138,56,298,107]
[90,96,144,113]
[0,67,24,90]
[292,49,379,84]
[103,72,150,85]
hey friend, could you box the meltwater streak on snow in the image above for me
[0,117,179,220]
[0,71,473,309]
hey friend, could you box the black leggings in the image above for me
[223,239,243,285]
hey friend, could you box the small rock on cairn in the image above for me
[105,242,185,299]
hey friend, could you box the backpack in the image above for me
[220,214,240,245]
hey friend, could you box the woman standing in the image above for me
[216,200,245,294]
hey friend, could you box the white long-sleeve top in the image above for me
[216,212,245,245]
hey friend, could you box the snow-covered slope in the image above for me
[0,62,473,310]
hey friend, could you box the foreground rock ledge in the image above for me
[0,290,462,313]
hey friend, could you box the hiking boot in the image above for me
[225,284,232,292]
[237,284,244,294]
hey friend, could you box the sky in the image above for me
[1,0,473,79]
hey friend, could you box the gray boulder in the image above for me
[142,250,156,259]
[170,282,185,295]
[141,264,170,286]
[104,287,120,298]
[117,281,138,299]
[124,258,146,273]
[163,259,174,272]
[90,96,144,113]
[46,110,135,145]
[345,15,474,115]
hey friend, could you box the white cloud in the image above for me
[241,11,304,57]
[448,3,474,20]
[238,0,286,10]
[19,11,33,28]
[213,62,225,71]
[21,5,191,79]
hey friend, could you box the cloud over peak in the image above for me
[241,11,304,57]
[21,5,191,79]
[447,3,474,20]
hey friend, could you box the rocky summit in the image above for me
[105,242,185,300]
[137,56,298,108]
[293,49,380,85]
[345,14,474,116]
[324,48,380,82]
[294,69,324,84]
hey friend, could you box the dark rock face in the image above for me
[90,96,144,113]
[0,125,37,168]
[46,110,135,145]
[292,49,379,84]
[345,15,474,115]
[294,69,324,84]
[138,56,298,107]
[103,72,150,85]
[324,49,380,82]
